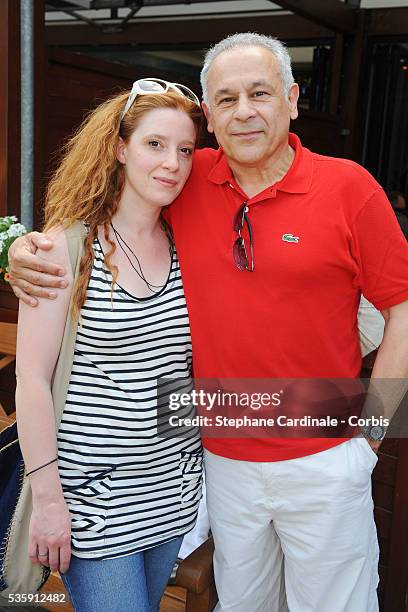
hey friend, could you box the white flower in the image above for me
[1,215,17,226]
[7,223,26,238]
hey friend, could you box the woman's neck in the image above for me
[110,196,162,241]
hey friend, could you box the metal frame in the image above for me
[45,0,284,31]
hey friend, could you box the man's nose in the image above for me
[234,95,257,120]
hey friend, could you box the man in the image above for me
[9,33,408,612]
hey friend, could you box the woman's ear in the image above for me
[116,137,126,164]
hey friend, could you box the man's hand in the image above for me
[8,232,68,306]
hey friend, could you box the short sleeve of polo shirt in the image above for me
[351,187,408,310]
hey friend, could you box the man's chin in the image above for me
[230,150,266,167]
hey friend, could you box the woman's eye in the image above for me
[180,147,193,156]
[148,140,162,148]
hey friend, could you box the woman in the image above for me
[16,80,203,612]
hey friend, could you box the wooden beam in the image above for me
[271,0,357,35]
[368,7,408,37]
[45,13,333,46]
[47,46,143,80]
[339,10,368,159]
[328,33,344,116]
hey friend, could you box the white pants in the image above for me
[205,438,379,612]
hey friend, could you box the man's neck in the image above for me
[229,144,295,199]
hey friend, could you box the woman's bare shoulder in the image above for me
[40,225,73,276]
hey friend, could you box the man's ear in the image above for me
[116,137,126,164]
[202,102,214,134]
[288,84,299,121]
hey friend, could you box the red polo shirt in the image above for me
[166,133,408,461]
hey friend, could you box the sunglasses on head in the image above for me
[120,78,201,121]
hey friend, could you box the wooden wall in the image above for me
[36,48,138,228]
[294,110,343,158]
[373,438,408,610]
[0,0,46,222]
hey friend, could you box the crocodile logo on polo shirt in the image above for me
[282,233,300,243]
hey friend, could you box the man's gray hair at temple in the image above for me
[200,32,295,106]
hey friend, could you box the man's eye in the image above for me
[219,97,235,105]
[148,140,162,148]
[253,91,268,97]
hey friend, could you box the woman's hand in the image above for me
[8,232,68,306]
[29,496,72,574]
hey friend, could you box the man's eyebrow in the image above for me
[251,80,277,92]
[214,88,234,100]
[214,81,275,99]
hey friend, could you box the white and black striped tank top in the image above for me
[57,237,202,560]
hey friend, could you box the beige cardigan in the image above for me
[3,221,86,595]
